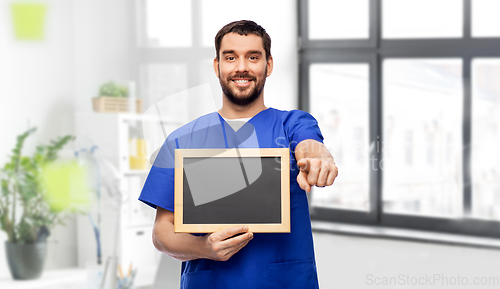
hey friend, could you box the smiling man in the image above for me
[139,20,338,289]
[216,31,271,110]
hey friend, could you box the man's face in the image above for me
[214,33,273,106]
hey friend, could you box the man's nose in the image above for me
[235,58,249,72]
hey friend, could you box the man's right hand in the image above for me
[153,208,253,262]
[203,226,253,261]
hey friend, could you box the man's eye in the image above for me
[226,57,235,61]
[249,56,258,60]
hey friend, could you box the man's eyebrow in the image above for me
[247,50,263,55]
[221,50,263,55]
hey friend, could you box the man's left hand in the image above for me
[296,157,338,193]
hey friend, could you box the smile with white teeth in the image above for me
[233,79,250,84]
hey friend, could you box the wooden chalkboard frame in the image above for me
[174,148,290,233]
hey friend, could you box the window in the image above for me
[471,59,500,221]
[308,0,369,40]
[200,0,277,47]
[472,0,500,37]
[383,59,463,218]
[383,0,463,39]
[143,0,192,47]
[300,0,500,238]
[309,63,370,211]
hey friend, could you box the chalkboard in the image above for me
[174,148,290,233]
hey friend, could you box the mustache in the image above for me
[228,73,256,81]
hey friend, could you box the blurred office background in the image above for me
[1,0,500,288]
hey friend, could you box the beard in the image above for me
[219,67,267,106]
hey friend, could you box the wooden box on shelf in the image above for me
[92,97,143,113]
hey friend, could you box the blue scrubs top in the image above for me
[139,108,323,289]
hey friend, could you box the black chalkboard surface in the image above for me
[174,148,290,233]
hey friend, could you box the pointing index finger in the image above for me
[297,158,309,171]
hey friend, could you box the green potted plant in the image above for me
[0,128,75,280]
[92,81,141,113]
[98,81,128,98]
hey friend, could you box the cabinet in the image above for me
[74,112,160,288]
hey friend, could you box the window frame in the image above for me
[299,0,500,238]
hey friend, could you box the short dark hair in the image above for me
[215,20,271,61]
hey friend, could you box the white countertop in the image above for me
[0,268,87,289]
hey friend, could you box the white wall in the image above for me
[152,232,500,289]
[0,0,75,166]
[314,232,500,289]
[0,0,131,279]
[73,0,132,114]
[0,0,76,278]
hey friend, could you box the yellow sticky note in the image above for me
[11,3,47,40]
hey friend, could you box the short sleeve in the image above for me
[138,112,226,212]
[282,110,324,152]
[138,137,177,212]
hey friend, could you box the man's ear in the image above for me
[213,57,220,78]
[266,55,274,77]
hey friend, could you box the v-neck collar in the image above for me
[216,108,273,148]
[217,108,270,131]
[218,107,269,122]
